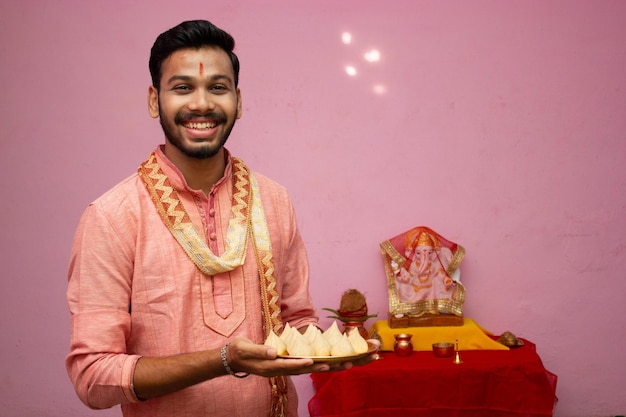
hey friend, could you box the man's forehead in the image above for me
[163,47,232,71]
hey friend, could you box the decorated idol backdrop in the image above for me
[1,1,626,416]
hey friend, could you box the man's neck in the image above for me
[163,143,226,195]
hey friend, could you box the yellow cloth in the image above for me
[370,318,509,351]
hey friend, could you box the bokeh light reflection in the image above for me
[364,49,380,63]
[340,32,386,95]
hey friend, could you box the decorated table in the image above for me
[309,226,558,416]
[308,334,557,417]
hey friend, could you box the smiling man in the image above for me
[65,20,375,417]
[150,44,241,169]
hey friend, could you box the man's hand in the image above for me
[226,338,331,376]
[227,337,381,375]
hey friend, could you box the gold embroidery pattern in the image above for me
[138,152,252,275]
[249,175,282,336]
[249,174,288,417]
[446,245,465,276]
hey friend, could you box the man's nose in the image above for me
[188,90,215,112]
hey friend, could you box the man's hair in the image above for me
[149,20,240,90]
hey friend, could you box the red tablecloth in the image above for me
[309,339,557,417]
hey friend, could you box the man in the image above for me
[66,20,375,417]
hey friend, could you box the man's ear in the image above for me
[148,86,159,118]
[236,88,243,120]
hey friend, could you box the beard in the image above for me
[159,107,236,160]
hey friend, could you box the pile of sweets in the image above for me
[265,322,369,357]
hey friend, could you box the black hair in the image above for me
[149,20,240,90]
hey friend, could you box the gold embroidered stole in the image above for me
[138,152,288,417]
[251,213,287,417]
[139,152,252,275]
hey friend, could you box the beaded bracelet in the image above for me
[220,343,250,378]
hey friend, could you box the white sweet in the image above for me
[311,329,332,356]
[303,324,321,344]
[279,323,293,342]
[264,330,288,356]
[347,327,369,354]
[323,321,343,347]
[330,333,356,357]
[280,324,300,350]
[287,331,315,356]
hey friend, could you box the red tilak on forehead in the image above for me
[199,62,204,77]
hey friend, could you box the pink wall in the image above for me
[1,1,625,416]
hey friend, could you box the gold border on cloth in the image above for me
[248,174,288,417]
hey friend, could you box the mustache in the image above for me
[175,112,227,124]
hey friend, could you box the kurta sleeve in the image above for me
[66,202,141,409]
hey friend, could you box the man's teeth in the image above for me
[185,122,216,129]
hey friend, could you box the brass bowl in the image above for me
[432,342,455,357]
[497,331,524,348]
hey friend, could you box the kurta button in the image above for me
[209,232,217,240]
[208,208,216,217]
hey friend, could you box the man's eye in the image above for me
[173,85,192,92]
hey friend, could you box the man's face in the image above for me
[148,46,242,159]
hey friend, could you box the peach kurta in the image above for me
[67,147,318,416]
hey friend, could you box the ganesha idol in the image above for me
[380,226,466,327]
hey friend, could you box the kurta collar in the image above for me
[154,145,234,195]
